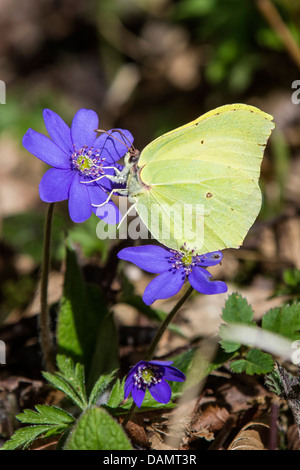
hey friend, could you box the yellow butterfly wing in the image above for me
[130,104,274,254]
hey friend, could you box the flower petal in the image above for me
[124,377,134,400]
[94,129,134,163]
[22,129,70,168]
[43,109,72,154]
[131,387,146,408]
[149,360,174,366]
[196,251,223,267]
[68,173,92,223]
[142,268,185,305]
[124,361,145,396]
[163,365,186,382]
[86,181,108,204]
[149,380,172,404]
[117,245,172,274]
[188,266,227,295]
[71,108,98,150]
[39,168,74,202]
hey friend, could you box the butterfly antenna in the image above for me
[95,128,135,152]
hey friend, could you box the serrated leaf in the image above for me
[107,378,126,408]
[88,370,117,406]
[42,371,86,411]
[264,369,284,396]
[16,405,74,426]
[220,293,255,352]
[0,425,64,450]
[262,303,300,340]
[56,355,87,406]
[221,292,255,324]
[64,407,132,450]
[219,340,241,353]
[219,324,241,353]
[230,349,274,375]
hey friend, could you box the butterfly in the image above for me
[93,104,275,255]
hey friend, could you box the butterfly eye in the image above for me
[128,149,140,164]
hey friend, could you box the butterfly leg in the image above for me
[81,166,130,185]
[92,188,129,207]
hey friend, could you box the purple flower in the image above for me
[124,360,186,408]
[22,108,133,223]
[118,244,227,305]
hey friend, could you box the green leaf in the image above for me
[283,269,300,288]
[230,349,274,375]
[219,338,241,353]
[88,370,117,406]
[86,312,119,394]
[221,292,255,324]
[264,369,284,396]
[262,303,300,340]
[220,293,255,352]
[107,378,126,408]
[16,405,74,426]
[42,355,89,410]
[57,245,111,385]
[0,425,64,450]
[42,371,86,411]
[64,407,132,450]
[272,269,300,301]
[56,355,87,406]
[219,325,241,353]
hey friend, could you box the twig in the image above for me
[256,0,300,70]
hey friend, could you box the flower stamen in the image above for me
[133,364,164,391]
[71,146,107,179]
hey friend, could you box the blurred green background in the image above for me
[1,0,300,323]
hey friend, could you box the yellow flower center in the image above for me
[141,369,155,384]
[77,155,93,171]
[181,252,192,267]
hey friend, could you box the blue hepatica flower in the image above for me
[22,108,133,223]
[124,360,186,408]
[118,245,227,305]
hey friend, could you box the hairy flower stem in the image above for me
[39,203,56,373]
[123,285,194,427]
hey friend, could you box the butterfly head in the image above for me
[125,147,140,168]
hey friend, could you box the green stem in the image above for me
[39,202,56,373]
[123,285,194,427]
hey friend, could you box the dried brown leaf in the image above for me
[227,419,270,450]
